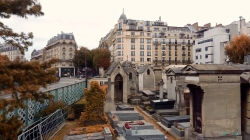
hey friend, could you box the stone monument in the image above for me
[104,78,116,113]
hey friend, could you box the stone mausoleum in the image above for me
[182,64,242,140]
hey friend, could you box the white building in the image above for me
[193,24,237,64]
[0,43,25,61]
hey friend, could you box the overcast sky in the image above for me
[1,0,250,60]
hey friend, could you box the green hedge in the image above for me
[73,98,86,119]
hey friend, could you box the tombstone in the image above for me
[160,115,190,128]
[116,104,134,111]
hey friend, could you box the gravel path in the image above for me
[134,107,177,140]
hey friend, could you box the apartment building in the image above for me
[45,32,77,77]
[193,24,238,64]
[31,49,45,62]
[231,17,250,35]
[0,43,25,61]
[99,10,196,66]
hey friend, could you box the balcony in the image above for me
[162,47,166,50]
[146,30,152,32]
[138,27,144,31]
[182,54,186,56]
[162,53,166,56]
[162,41,166,44]
[182,48,186,50]
[153,41,161,45]
[152,35,165,38]
[127,28,137,31]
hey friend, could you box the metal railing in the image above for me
[17,107,68,140]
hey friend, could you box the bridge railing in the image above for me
[17,106,68,140]
[5,80,86,127]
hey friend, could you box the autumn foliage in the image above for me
[225,34,250,63]
[0,56,58,139]
[79,81,107,126]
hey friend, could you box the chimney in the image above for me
[159,16,161,21]
[204,23,211,28]
[192,22,198,31]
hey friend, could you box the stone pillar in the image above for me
[104,77,116,113]
[158,79,164,100]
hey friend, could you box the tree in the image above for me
[79,81,107,126]
[92,48,111,70]
[0,56,58,139]
[72,47,92,70]
[0,0,44,54]
[225,34,250,63]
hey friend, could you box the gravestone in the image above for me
[116,104,134,111]
[152,109,179,121]
[161,115,190,128]
[150,99,175,110]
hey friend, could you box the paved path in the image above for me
[134,107,177,140]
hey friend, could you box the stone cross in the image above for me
[107,78,112,101]
[158,79,164,100]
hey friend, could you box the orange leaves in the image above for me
[79,81,107,125]
[225,34,250,63]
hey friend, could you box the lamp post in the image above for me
[239,16,243,34]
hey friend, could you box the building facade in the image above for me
[99,10,196,66]
[193,24,238,64]
[45,32,77,77]
[0,43,25,61]
[31,49,44,62]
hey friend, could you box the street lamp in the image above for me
[239,16,243,34]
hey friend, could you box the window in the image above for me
[169,46,171,50]
[118,51,121,56]
[147,27,150,31]
[140,38,144,43]
[117,32,121,36]
[169,51,171,56]
[129,73,132,80]
[140,51,144,56]
[196,48,201,52]
[162,45,166,50]
[205,54,208,58]
[131,38,135,43]
[200,55,202,59]
[196,56,198,59]
[170,77,173,83]
[131,32,135,35]
[140,45,144,50]
[147,51,151,56]
[117,38,121,43]
[147,45,151,50]
[147,33,151,37]
[162,52,166,56]
[162,28,166,31]
[169,57,171,61]
[129,26,136,30]
[117,44,121,49]
[147,58,151,62]
[155,51,158,56]
[154,28,159,31]
[205,47,208,51]
[131,45,135,50]
[147,39,151,44]
[147,69,150,75]
[146,21,150,26]
[119,22,122,29]
[131,51,135,56]
[168,34,170,36]
[175,51,177,56]
[188,46,190,50]
[174,34,176,36]
[175,46,177,50]
[140,32,144,36]
[140,58,144,62]
[188,52,190,56]
[131,58,135,61]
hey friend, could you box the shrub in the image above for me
[36,101,66,118]
[73,98,86,119]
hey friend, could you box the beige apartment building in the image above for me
[0,43,25,61]
[44,32,77,77]
[31,49,45,62]
[99,11,196,66]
